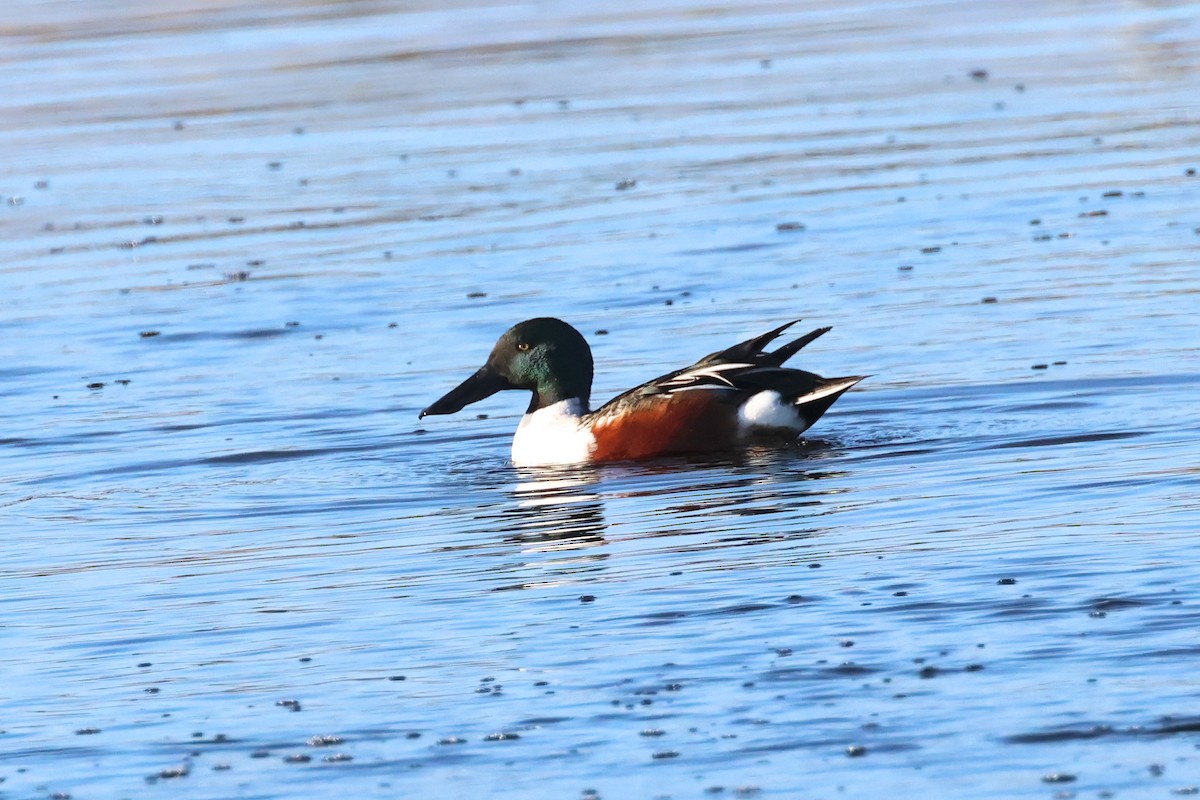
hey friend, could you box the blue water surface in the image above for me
[2,0,1199,797]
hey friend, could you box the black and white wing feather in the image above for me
[645,361,758,393]
[597,321,844,410]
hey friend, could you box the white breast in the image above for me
[511,398,596,466]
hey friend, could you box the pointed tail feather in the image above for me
[793,375,867,404]
[699,319,800,365]
[767,326,831,366]
[793,375,866,428]
[737,319,799,356]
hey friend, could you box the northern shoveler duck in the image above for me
[419,318,864,466]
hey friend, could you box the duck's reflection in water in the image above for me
[480,443,854,590]
[485,466,609,591]
[505,466,607,549]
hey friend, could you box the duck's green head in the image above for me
[419,317,594,418]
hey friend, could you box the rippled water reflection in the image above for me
[3,0,1200,797]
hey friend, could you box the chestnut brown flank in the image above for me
[590,392,740,461]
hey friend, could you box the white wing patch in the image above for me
[737,390,805,433]
[737,379,862,435]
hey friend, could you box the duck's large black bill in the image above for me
[419,365,511,418]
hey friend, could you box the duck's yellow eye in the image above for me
[517,342,530,352]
